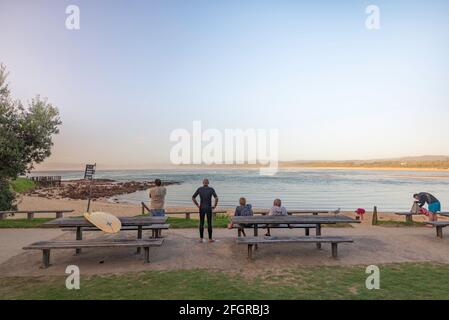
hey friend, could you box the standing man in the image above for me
[149,179,166,216]
[192,178,218,243]
[413,192,441,222]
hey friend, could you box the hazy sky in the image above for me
[1,0,449,169]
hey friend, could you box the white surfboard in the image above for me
[84,211,122,233]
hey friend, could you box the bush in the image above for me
[0,179,16,211]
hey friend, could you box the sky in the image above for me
[1,0,449,169]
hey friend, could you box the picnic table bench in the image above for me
[425,221,449,239]
[394,211,449,223]
[236,236,354,259]
[23,238,163,268]
[0,209,74,220]
[44,216,167,254]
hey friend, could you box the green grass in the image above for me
[10,178,35,193]
[166,214,230,229]
[374,220,426,227]
[0,218,53,228]
[1,263,449,300]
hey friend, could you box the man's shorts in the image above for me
[150,209,166,217]
[428,201,441,214]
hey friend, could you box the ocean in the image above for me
[29,168,449,212]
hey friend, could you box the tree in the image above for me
[0,64,61,210]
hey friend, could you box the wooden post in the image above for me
[254,225,258,250]
[372,206,378,225]
[305,228,310,236]
[42,249,51,268]
[247,244,253,260]
[186,212,191,219]
[27,212,34,220]
[316,224,322,249]
[141,203,145,215]
[75,227,82,255]
[137,226,143,254]
[143,247,150,263]
[406,214,413,223]
[0,213,5,220]
[331,243,338,258]
[56,211,63,219]
[436,226,443,239]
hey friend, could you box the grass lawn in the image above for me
[10,177,36,193]
[0,216,230,229]
[167,215,230,229]
[1,263,448,299]
[375,220,426,227]
[0,218,54,228]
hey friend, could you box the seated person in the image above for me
[265,198,288,236]
[233,197,253,237]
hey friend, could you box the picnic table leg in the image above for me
[316,224,322,249]
[56,211,63,219]
[137,226,143,254]
[331,243,338,258]
[143,247,150,263]
[436,226,443,239]
[247,244,254,260]
[305,228,310,236]
[27,212,34,220]
[75,227,82,255]
[42,249,51,268]
[254,225,258,250]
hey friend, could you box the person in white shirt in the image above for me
[265,198,288,236]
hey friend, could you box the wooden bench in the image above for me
[61,224,170,238]
[425,221,449,238]
[236,236,354,260]
[23,238,164,268]
[0,210,74,220]
[232,223,318,236]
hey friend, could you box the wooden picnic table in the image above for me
[231,215,359,249]
[43,216,167,254]
[0,209,74,220]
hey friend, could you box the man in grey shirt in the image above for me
[192,178,218,243]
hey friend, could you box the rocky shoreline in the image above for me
[25,179,180,200]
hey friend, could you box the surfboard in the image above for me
[84,211,122,233]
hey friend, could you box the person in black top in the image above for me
[192,178,219,242]
[413,192,441,221]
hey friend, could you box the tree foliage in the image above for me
[0,64,61,209]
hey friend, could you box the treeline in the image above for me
[281,161,449,169]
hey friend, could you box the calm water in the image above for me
[30,168,449,212]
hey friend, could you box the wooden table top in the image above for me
[43,216,167,227]
[231,215,359,225]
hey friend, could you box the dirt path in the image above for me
[0,224,448,277]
